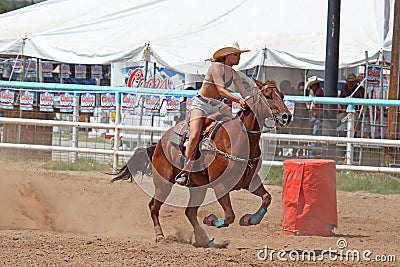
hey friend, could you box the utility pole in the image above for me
[385,0,399,166]
[386,0,400,140]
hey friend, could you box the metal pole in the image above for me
[153,62,157,88]
[324,0,341,97]
[322,0,341,160]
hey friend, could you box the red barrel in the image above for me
[281,159,337,236]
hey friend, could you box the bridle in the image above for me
[202,85,280,164]
[235,86,280,135]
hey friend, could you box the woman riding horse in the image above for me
[175,42,250,186]
[112,74,292,247]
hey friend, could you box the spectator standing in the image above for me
[337,73,366,138]
[305,76,324,157]
[305,76,324,135]
[339,73,365,109]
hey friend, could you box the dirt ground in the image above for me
[0,160,399,267]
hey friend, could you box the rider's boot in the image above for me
[175,156,192,185]
[175,171,189,185]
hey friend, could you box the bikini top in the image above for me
[204,73,233,89]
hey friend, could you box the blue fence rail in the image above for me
[1,80,400,106]
[1,80,400,171]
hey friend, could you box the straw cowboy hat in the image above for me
[345,73,358,82]
[305,76,323,88]
[212,42,250,61]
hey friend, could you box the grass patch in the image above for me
[336,171,400,195]
[41,158,109,172]
[59,132,110,143]
[261,166,284,187]
[261,166,400,195]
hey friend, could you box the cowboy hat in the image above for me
[212,42,250,61]
[305,76,323,88]
[345,73,358,82]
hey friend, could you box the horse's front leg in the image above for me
[203,183,235,228]
[185,186,229,248]
[239,173,271,226]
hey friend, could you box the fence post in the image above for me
[345,104,355,165]
[71,93,80,162]
[113,92,122,170]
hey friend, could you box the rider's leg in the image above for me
[175,109,205,185]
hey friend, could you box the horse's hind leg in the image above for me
[239,174,271,226]
[149,177,173,242]
[149,197,166,242]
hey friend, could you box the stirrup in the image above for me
[175,171,189,185]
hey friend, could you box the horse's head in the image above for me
[252,78,292,126]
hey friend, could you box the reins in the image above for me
[234,87,276,135]
[202,88,274,164]
[201,138,260,167]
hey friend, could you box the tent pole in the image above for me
[138,43,151,146]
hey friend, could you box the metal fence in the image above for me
[1,80,400,173]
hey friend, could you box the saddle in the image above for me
[169,112,232,163]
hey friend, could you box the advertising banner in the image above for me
[165,95,180,114]
[0,89,14,109]
[186,97,193,111]
[145,95,161,115]
[59,92,74,112]
[24,60,37,78]
[20,90,34,111]
[41,62,53,78]
[80,92,96,113]
[366,66,381,85]
[112,63,184,89]
[122,93,136,113]
[60,64,71,79]
[39,91,54,112]
[101,92,116,111]
[91,65,103,79]
[75,64,86,79]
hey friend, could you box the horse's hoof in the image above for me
[208,238,230,249]
[203,214,218,226]
[239,214,253,226]
[155,234,165,243]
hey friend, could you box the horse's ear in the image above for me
[266,79,277,88]
[252,78,264,88]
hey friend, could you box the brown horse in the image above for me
[112,78,291,248]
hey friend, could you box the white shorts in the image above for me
[190,94,227,116]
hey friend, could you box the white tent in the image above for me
[0,0,394,73]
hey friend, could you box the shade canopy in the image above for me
[0,0,394,73]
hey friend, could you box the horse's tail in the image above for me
[110,145,156,183]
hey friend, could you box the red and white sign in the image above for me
[80,92,96,113]
[165,96,180,114]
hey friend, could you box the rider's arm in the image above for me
[211,65,246,108]
[232,71,250,98]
